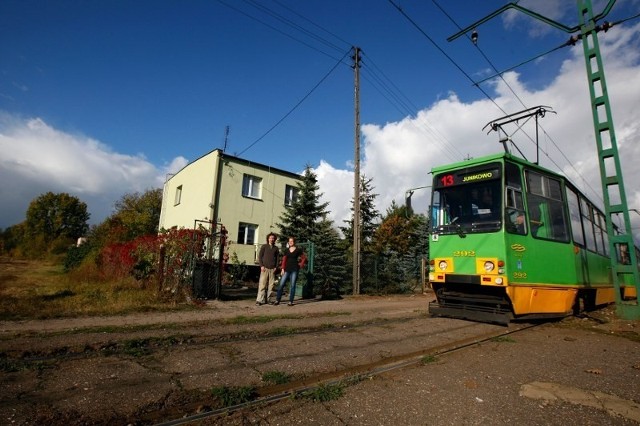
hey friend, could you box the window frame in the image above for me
[237,222,258,245]
[242,174,262,199]
[284,184,299,206]
[524,169,570,243]
[174,185,182,206]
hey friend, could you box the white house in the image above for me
[159,149,302,266]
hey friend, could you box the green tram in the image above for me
[427,152,636,325]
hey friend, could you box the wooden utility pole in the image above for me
[352,47,362,295]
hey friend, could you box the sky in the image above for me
[1,0,639,243]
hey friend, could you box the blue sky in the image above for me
[1,0,639,241]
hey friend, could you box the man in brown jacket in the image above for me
[256,232,279,305]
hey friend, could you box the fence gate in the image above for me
[190,220,227,300]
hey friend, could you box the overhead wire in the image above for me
[360,53,466,162]
[216,0,347,64]
[269,0,353,48]
[427,0,608,205]
[243,0,345,53]
[236,48,352,157]
[386,0,509,117]
[219,0,463,163]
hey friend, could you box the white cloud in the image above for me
[0,114,187,228]
[2,23,638,246]
[316,22,640,243]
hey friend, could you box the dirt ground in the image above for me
[1,292,639,425]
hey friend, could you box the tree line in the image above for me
[0,166,429,296]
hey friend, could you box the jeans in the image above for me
[276,270,298,303]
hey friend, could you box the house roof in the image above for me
[166,148,303,182]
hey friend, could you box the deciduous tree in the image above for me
[25,192,89,243]
[112,189,162,240]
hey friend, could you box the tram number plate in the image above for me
[513,272,527,279]
[453,250,476,257]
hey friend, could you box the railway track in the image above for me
[144,321,540,426]
[2,298,558,425]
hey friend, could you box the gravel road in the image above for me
[1,294,638,425]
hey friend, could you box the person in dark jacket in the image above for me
[275,236,306,306]
[256,232,279,305]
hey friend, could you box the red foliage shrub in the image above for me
[98,228,209,285]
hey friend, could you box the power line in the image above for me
[221,0,460,163]
[236,49,352,157]
[243,0,346,53]
[386,0,508,117]
[216,0,348,63]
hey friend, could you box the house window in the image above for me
[237,222,258,245]
[174,185,182,206]
[284,184,299,206]
[242,174,262,199]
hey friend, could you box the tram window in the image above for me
[581,198,597,252]
[525,171,569,242]
[548,178,563,200]
[431,180,502,234]
[505,162,522,190]
[594,215,604,255]
[431,191,442,228]
[566,187,585,246]
[599,213,610,256]
[470,185,498,217]
[527,173,544,195]
[505,163,526,235]
[505,187,524,209]
[506,187,526,235]
[595,213,608,255]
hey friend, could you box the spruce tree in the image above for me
[340,175,380,249]
[278,165,329,245]
[340,175,380,292]
[278,165,348,297]
[314,218,348,298]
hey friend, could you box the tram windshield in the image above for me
[431,163,502,235]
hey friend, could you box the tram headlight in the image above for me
[438,260,448,271]
[483,261,495,273]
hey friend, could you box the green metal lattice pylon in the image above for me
[577,0,639,319]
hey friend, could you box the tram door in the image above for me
[566,187,589,286]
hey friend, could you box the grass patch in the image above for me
[0,259,199,320]
[0,356,48,373]
[262,370,292,385]
[104,336,187,357]
[297,382,344,402]
[122,338,152,357]
[225,315,278,325]
[210,385,257,407]
[267,326,298,337]
[420,354,438,364]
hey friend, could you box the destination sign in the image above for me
[434,164,501,188]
